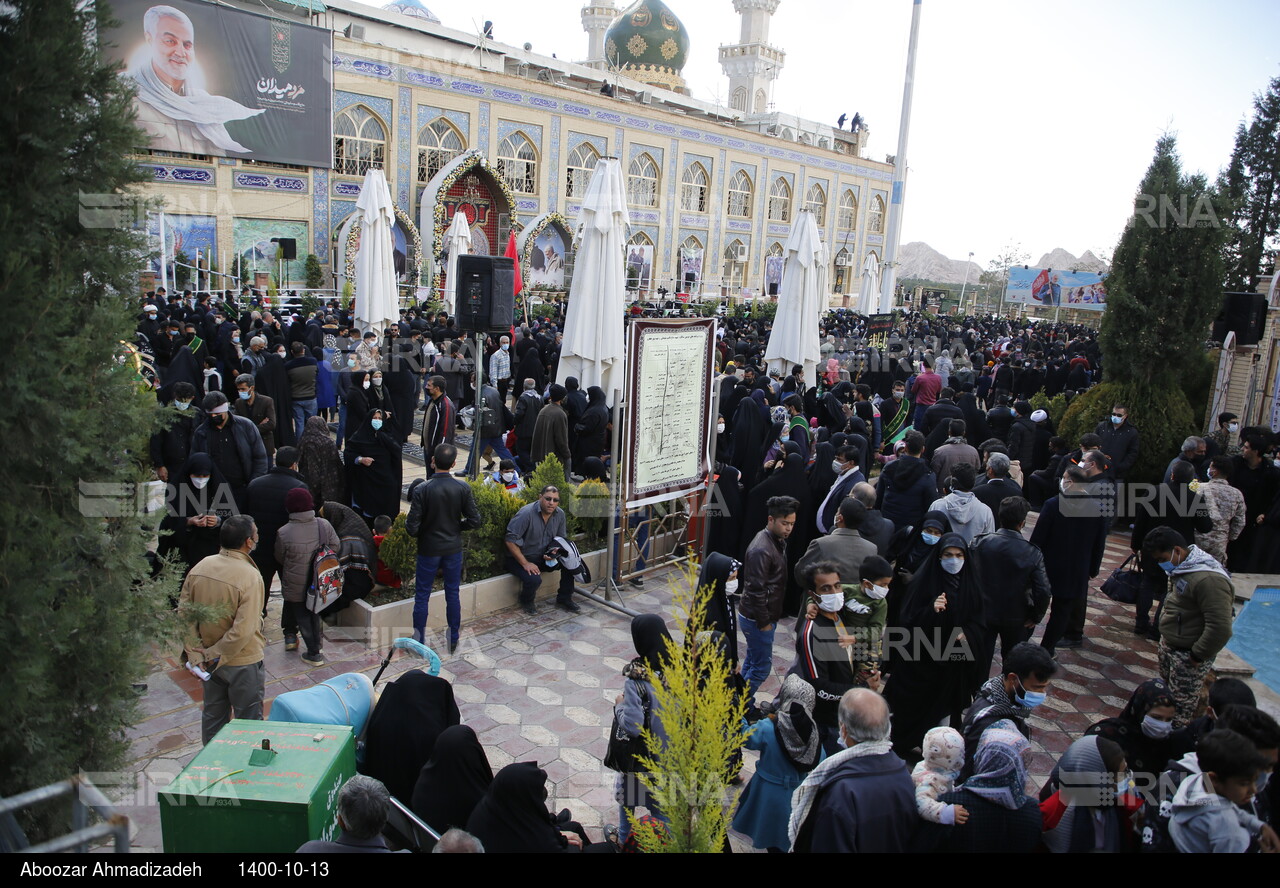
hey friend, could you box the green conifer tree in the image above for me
[0,0,180,818]
[1219,75,1280,291]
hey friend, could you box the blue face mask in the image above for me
[780,435,790,443]
[1111,415,1124,425]
[1014,678,1045,709]
[940,556,964,575]
[238,390,251,400]
[1158,559,1176,574]
[175,400,191,410]
[371,419,383,431]
[921,532,941,546]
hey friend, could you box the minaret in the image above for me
[581,2,620,70]
[718,0,785,114]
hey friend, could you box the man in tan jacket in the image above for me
[180,515,266,744]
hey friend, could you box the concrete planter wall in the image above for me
[333,531,684,645]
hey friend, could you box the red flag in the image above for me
[504,231,523,296]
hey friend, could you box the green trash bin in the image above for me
[160,720,356,853]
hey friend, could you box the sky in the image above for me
[426,0,1280,268]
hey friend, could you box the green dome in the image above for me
[604,0,689,91]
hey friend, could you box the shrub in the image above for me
[573,478,610,549]
[521,454,579,538]
[630,564,748,853]
[1058,381,1196,486]
[378,512,417,582]
[304,253,326,289]
[464,479,522,581]
[1028,389,1070,431]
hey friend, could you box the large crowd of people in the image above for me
[149,287,1277,853]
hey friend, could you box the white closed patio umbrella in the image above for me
[764,209,825,385]
[856,252,880,316]
[557,157,628,395]
[440,209,472,316]
[353,168,397,336]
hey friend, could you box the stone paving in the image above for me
[117,511,1280,852]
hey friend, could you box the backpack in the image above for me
[305,523,344,614]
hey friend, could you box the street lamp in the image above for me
[958,250,974,312]
[878,0,924,314]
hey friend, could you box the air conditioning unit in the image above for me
[343,23,365,41]
[733,245,748,261]
[835,255,852,267]
[636,91,653,105]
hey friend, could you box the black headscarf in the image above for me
[345,407,403,523]
[1084,678,1178,778]
[410,724,493,835]
[159,451,238,568]
[515,346,545,392]
[957,392,991,446]
[695,553,740,666]
[466,762,567,853]
[807,441,838,502]
[580,456,609,483]
[254,352,295,446]
[729,392,767,490]
[158,345,202,402]
[298,415,346,507]
[898,531,984,632]
[631,613,672,673]
[890,509,953,575]
[705,464,746,561]
[362,671,460,805]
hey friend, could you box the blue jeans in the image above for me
[912,403,929,430]
[292,398,318,443]
[739,614,777,699]
[613,507,651,579]
[336,402,347,446]
[465,436,515,474]
[414,550,463,644]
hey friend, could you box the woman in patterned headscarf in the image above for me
[732,673,821,851]
[914,726,1042,853]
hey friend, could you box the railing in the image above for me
[0,775,130,853]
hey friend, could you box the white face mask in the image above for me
[1141,715,1173,740]
[864,582,889,600]
[724,577,739,596]
[372,377,382,386]
[362,380,370,390]
[175,401,191,410]
[818,592,845,612]
[717,423,726,434]
[832,460,845,473]
[1228,423,1239,433]
[501,471,516,482]
[190,476,210,490]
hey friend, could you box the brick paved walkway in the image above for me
[117,515,1276,851]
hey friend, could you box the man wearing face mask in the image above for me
[969,497,1051,670]
[959,642,1058,778]
[232,374,277,466]
[796,498,878,594]
[1095,404,1140,522]
[192,391,269,511]
[1143,526,1236,728]
[816,446,866,534]
[1206,412,1241,458]
[151,381,199,483]
[793,561,887,755]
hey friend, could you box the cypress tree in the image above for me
[0,0,179,821]
[1220,75,1280,291]
[1062,135,1225,484]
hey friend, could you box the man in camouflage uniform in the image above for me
[1195,456,1247,568]
[1206,412,1241,458]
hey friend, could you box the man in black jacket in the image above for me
[512,378,542,473]
[1006,400,1038,469]
[462,374,515,477]
[1096,403,1140,520]
[959,642,1058,777]
[973,451,1024,514]
[405,444,482,652]
[243,446,310,625]
[851,482,893,556]
[192,392,269,510]
[739,496,797,703]
[969,496,1051,671]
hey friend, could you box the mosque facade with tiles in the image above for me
[135,0,894,305]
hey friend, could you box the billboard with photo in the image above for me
[102,0,333,168]
[148,212,216,275]
[528,227,568,290]
[626,244,654,293]
[1007,267,1107,311]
